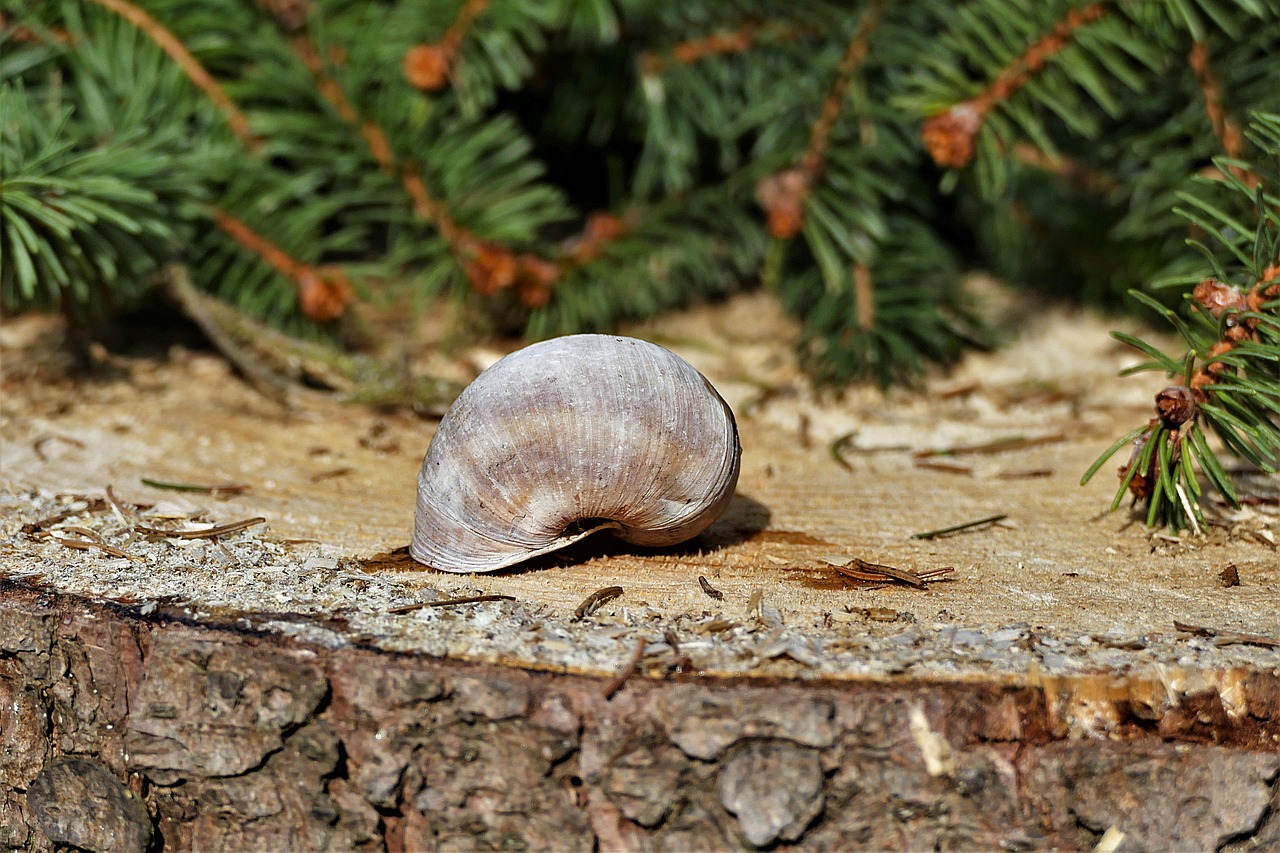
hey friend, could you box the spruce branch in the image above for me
[636,20,811,76]
[755,0,886,241]
[919,2,1109,170]
[210,206,353,323]
[1085,113,1280,529]
[1188,40,1246,165]
[402,0,489,92]
[85,0,259,150]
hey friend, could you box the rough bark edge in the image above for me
[2,580,1278,851]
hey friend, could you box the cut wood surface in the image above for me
[2,292,1280,849]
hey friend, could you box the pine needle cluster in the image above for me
[2,0,1279,399]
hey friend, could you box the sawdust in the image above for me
[3,292,1279,687]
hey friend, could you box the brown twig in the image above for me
[913,458,974,475]
[602,638,648,700]
[574,586,624,619]
[1188,41,1253,185]
[134,517,266,540]
[922,3,1108,168]
[997,467,1054,479]
[697,575,724,601]
[32,434,85,462]
[310,467,354,482]
[388,594,515,614]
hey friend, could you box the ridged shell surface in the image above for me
[411,334,740,573]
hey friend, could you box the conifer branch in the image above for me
[921,2,1108,169]
[852,263,874,330]
[1187,40,1258,190]
[285,26,543,301]
[1009,143,1117,194]
[86,0,259,150]
[635,21,818,76]
[755,0,885,241]
[403,0,489,92]
[1085,113,1280,529]
[210,207,352,322]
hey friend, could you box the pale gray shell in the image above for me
[411,334,741,573]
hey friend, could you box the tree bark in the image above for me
[2,580,1278,851]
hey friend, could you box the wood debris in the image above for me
[821,557,954,590]
[387,594,515,614]
[697,575,724,600]
[912,513,1007,540]
[134,517,266,540]
[140,477,251,495]
[1174,621,1279,648]
[574,585,623,619]
[602,638,647,700]
[914,431,1065,458]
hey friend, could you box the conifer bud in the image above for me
[921,103,985,168]
[514,255,559,308]
[1192,278,1246,317]
[755,169,808,240]
[1154,385,1198,428]
[464,243,517,294]
[404,44,450,91]
[297,267,353,322]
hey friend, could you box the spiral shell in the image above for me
[411,334,741,573]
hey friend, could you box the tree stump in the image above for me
[2,297,1279,850]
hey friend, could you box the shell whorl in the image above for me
[411,334,741,573]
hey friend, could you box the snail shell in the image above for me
[411,334,741,573]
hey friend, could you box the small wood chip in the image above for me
[574,585,624,619]
[310,466,353,482]
[602,638,647,700]
[1219,564,1241,588]
[746,587,764,618]
[388,594,515,614]
[134,516,266,539]
[697,575,724,601]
